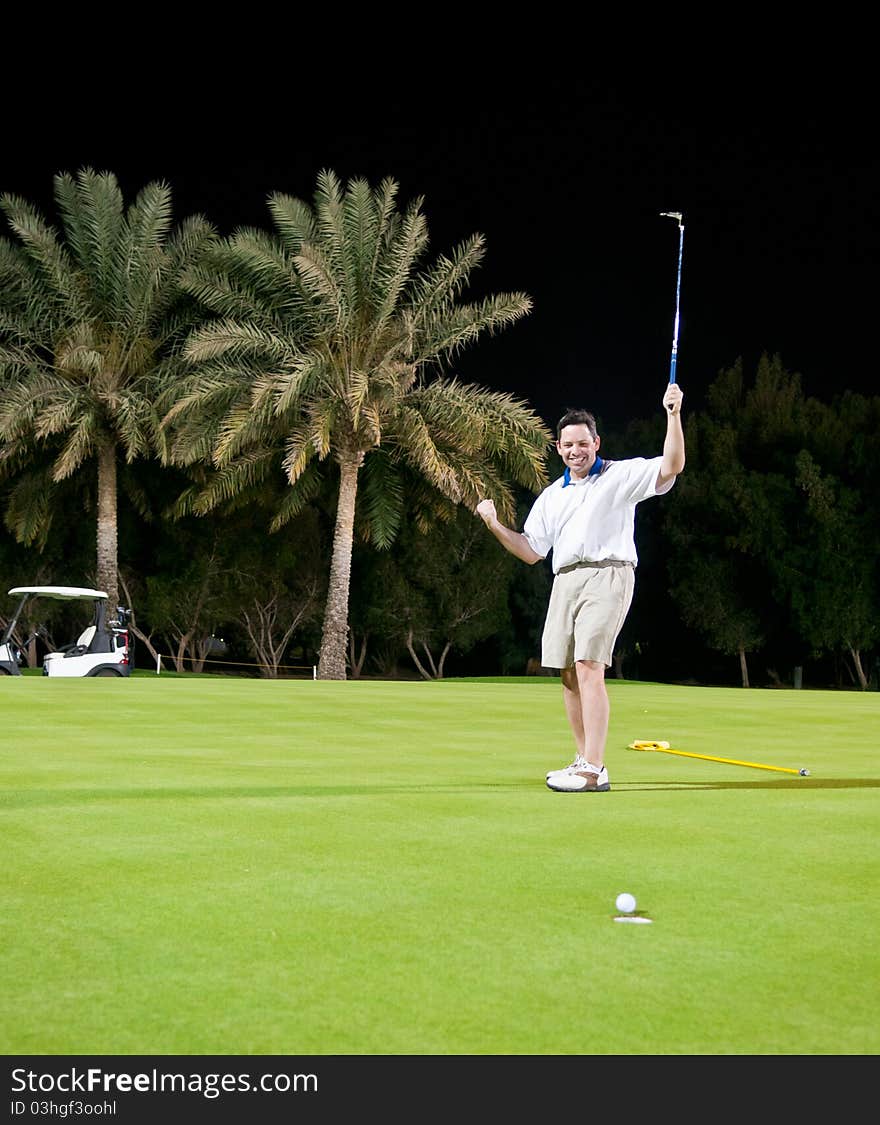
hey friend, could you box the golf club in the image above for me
[660,211,684,387]
[628,740,810,776]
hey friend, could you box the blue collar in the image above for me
[563,456,603,487]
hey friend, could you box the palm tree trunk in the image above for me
[318,452,362,680]
[96,444,118,608]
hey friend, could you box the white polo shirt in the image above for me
[523,457,674,572]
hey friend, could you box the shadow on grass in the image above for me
[614,777,879,791]
[3,777,879,808]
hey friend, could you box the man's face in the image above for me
[556,423,601,480]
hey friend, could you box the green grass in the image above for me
[1,675,878,1055]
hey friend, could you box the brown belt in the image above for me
[557,559,634,574]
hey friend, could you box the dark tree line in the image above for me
[609,354,879,690]
[1,172,877,688]
[2,352,876,689]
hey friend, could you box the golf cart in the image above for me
[0,586,133,677]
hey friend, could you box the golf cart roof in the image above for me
[8,586,108,601]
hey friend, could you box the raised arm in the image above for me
[658,383,685,486]
[475,499,544,565]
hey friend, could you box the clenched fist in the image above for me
[475,498,498,527]
[663,383,683,415]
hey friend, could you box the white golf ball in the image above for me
[616,892,637,914]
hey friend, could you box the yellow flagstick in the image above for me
[627,741,810,777]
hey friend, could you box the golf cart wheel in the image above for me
[93,668,122,677]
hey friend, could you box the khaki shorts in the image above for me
[541,560,635,669]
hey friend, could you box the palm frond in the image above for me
[268,462,324,532]
[0,192,83,316]
[163,422,220,468]
[371,200,429,332]
[165,447,279,519]
[0,378,45,436]
[335,177,369,315]
[182,263,273,326]
[115,391,156,461]
[411,378,551,490]
[114,181,172,331]
[56,342,105,378]
[0,240,57,331]
[312,168,347,277]
[56,169,126,313]
[401,474,459,534]
[0,338,40,375]
[0,430,46,483]
[293,242,344,316]
[150,300,216,353]
[3,465,57,547]
[410,234,486,318]
[392,404,462,502]
[121,206,214,343]
[280,422,315,485]
[414,293,533,365]
[212,394,277,467]
[344,366,373,433]
[180,230,297,331]
[367,177,401,277]
[32,385,90,439]
[52,412,98,480]
[273,352,326,417]
[188,448,278,515]
[163,215,217,278]
[305,397,338,461]
[125,179,175,256]
[357,401,383,449]
[266,193,317,253]
[340,177,379,313]
[183,319,295,365]
[159,361,249,430]
[427,447,519,521]
[225,229,306,311]
[358,448,405,548]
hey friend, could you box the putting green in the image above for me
[1,676,877,1054]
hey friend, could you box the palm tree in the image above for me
[0,169,216,607]
[162,170,551,679]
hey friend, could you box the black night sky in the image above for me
[2,66,875,435]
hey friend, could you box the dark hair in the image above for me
[556,408,598,441]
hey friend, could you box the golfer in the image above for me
[476,383,685,792]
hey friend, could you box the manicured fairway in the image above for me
[1,675,877,1055]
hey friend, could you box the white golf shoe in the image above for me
[545,755,589,780]
[546,763,611,792]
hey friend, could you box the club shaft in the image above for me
[640,744,804,775]
[668,220,684,384]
